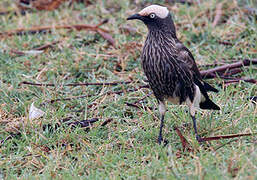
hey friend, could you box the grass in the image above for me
[0,0,256,179]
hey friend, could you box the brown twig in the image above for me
[0,135,14,146]
[10,49,26,56]
[222,68,242,77]
[33,40,60,50]
[126,102,142,109]
[200,59,257,79]
[101,119,113,126]
[199,62,226,68]
[41,84,149,105]
[217,40,233,46]
[201,133,256,142]
[134,92,153,104]
[20,80,133,87]
[43,95,92,105]
[97,29,116,47]
[126,102,153,111]
[212,3,223,27]
[0,24,107,36]
[1,117,111,146]
[0,20,115,46]
[174,126,192,152]
[66,118,99,128]
[125,92,153,110]
[224,78,257,84]
[214,139,238,151]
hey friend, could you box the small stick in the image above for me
[134,92,153,104]
[20,80,133,87]
[126,102,153,111]
[41,85,150,105]
[33,41,60,51]
[200,59,257,79]
[0,20,114,46]
[224,78,257,84]
[126,92,153,110]
[174,126,192,152]
[10,49,25,56]
[0,135,14,146]
[67,118,99,128]
[214,139,238,151]
[201,133,256,142]
[97,29,115,47]
[217,40,233,46]
[0,23,108,36]
[222,68,242,77]
[94,19,109,28]
[212,3,223,27]
[101,119,113,126]
[44,95,93,104]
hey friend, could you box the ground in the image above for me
[0,0,256,179]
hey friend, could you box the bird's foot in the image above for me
[158,136,163,145]
[158,136,168,146]
[196,135,203,143]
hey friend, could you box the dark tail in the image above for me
[203,82,219,93]
[200,98,220,110]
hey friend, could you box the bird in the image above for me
[127,5,220,144]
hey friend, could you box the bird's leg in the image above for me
[158,101,166,144]
[191,115,202,142]
[187,97,203,143]
[158,114,165,144]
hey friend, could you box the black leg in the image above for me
[158,114,165,144]
[191,115,202,142]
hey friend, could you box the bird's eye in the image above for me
[149,13,156,19]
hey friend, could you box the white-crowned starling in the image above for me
[127,5,220,144]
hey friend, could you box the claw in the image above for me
[158,136,163,144]
[157,137,168,146]
[196,135,203,143]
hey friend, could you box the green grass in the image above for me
[0,0,257,179]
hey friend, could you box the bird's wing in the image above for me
[175,41,219,93]
[175,41,202,79]
[175,55,220,110]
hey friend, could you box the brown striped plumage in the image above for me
[127,5,220,144]
[142,29,195,104]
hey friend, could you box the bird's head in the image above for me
[127,5,176,34]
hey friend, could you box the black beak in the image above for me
[127,13,142,20]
